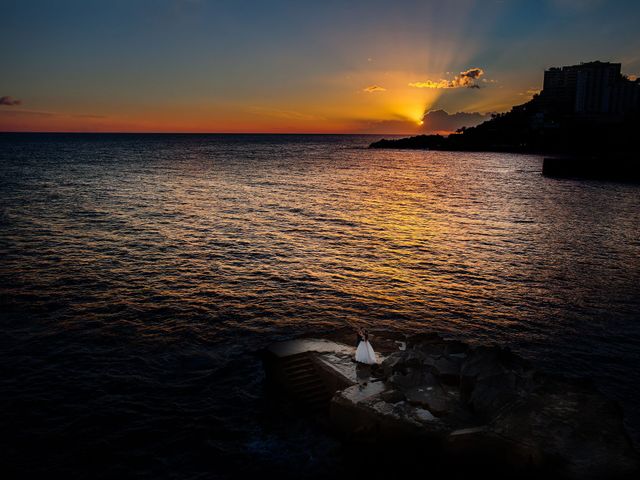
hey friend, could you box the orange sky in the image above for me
[2,1,639,134]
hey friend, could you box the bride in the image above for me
[355,328,377,365]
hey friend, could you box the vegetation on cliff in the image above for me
[370,95,640,155]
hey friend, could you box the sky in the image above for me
[1,0,639,134]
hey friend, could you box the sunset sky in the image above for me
[1,0,639,134]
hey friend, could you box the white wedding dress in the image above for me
[355,339,377,365]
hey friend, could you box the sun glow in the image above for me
[389,90,440,127]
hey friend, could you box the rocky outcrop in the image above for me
[329,333,639,479]
[264,334,638,478]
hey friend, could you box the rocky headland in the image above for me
[263,333,639,479]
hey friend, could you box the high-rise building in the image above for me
[540,61,640,115]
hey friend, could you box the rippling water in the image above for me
[1,133,639,478]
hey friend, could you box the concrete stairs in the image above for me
[280,353,333,413]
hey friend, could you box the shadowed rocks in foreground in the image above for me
[263,334,639,479]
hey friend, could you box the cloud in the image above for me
[0,109,54,117]
[0,109,107,119]
[518,88,541,97]
[420,109,490,134]
[348,109,492,135]
[363,85,386,93]
[0,96,22,106]
[409,68,485,89]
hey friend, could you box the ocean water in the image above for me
[1,133,639,478]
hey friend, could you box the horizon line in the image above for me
[0,131,412,136]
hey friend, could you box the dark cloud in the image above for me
[0,96,22,106]
[420,109,490,133]
[363,85,387,93]
[460,68,483,80]
[0,109,107,119]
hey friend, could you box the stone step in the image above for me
[283,366,316,377]
[282,354,313,366]
[282,357,314,367]
[288,376,320,388]
[283,363,315,373]
[287,373,318,383]
[283,364,315,374]
[265,347,350,414]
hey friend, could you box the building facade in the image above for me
[541,61,640,115]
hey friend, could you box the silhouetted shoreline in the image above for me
[371,61,640,180]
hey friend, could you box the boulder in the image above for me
[443,340,469,356]
[379,389,405,403]
[460,345,531,403]
[468,371,521,418]
[408,333,448,357]
[404,383,450,416]
[388,368,438,390]
[381,350,427,378]
[432,355,462,385]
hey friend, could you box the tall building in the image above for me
[540,61,640,115]
[542,66,579,112]
[611,76,640,114]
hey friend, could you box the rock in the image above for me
[413,407,437,423]
[388,368,436,390]
[379,389,405,403]
[380,350,426,378]
[404,383,449,416]
[468,371,521,418]
[460,346,528,403]
[432,355,462,385]
[407,333,447,357]
[380,351,405,377]
[443,340,469,356]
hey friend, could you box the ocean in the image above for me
[1,133,639,478]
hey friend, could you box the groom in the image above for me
[355,327,363,348]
